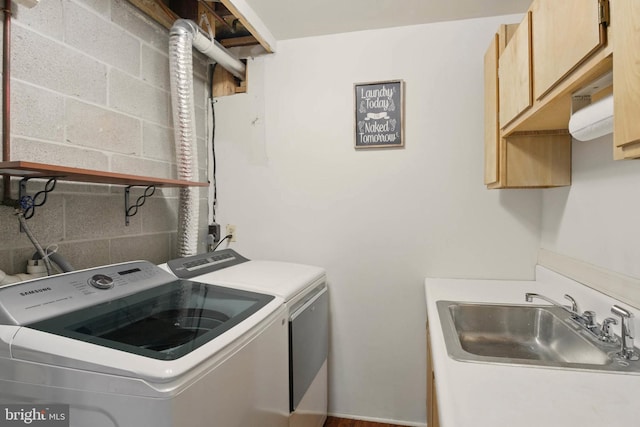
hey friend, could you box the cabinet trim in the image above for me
[484,33,500,185]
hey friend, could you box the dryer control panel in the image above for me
[0,261,176,326]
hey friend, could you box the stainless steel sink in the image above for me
[437,300,640,374]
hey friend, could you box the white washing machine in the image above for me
[0,260,289,427]
[164,249,328,427]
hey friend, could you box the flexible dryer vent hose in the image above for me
[169,21,201,257]
[169,20,247,257]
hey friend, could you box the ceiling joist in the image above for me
[126,0,275,54]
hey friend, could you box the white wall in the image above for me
[542,135,640,281]
[214,15,539,425]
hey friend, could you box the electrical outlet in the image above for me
[226,224,237,242]
[208,223,221,243]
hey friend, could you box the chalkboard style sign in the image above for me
[354,80,404,149]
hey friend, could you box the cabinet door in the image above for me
[613,0,640,155]
[532,0,606,100]
[499,12,532,127]
[426,325,440,427]
[484,33,499,185]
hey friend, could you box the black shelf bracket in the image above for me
[124,185,156,226]
[18,177,58,226]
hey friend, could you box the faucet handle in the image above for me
[583,310,597,330]
[611,304,633,320]
[611,305,639,361]
[600,317,618,343]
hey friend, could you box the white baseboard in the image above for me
[327,412,427,427]
[537,248,640,309]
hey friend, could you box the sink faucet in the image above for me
[611,305,640,361]
[524,293,606,338]
[525,293,592,325]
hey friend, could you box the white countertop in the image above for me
[424,266,640,427]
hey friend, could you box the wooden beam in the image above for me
[126,0,254,97]
[212,66,239,97]
[127,0,177,30]
[128,1,260,47]
[219,0,275,53]
[198,1,233,29]
[220,35,258,48]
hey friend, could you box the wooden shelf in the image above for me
[0,161,208,187]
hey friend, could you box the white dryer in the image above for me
[165,249,328,427]
[0,261,289,427]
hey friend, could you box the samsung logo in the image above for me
[19,287,52,297]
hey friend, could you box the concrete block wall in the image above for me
[0,0,209,275]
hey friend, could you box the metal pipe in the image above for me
[2,0,11,202]
[171,19,245,80]
[17,213,53,276]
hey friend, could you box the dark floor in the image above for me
[324,416,405,427]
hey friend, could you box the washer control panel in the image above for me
[0,261,177,326]
[167,249,249,279]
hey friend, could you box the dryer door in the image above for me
[289,284,328,411]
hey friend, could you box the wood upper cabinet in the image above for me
[531,0,607,100]
[613,0,640,158]
[484,0,640,177]
[499,13,532,127]
[483,0,619,188]
[484,21,571,189]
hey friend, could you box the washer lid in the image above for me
[8,296,284,385]
[24,279,275,361]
